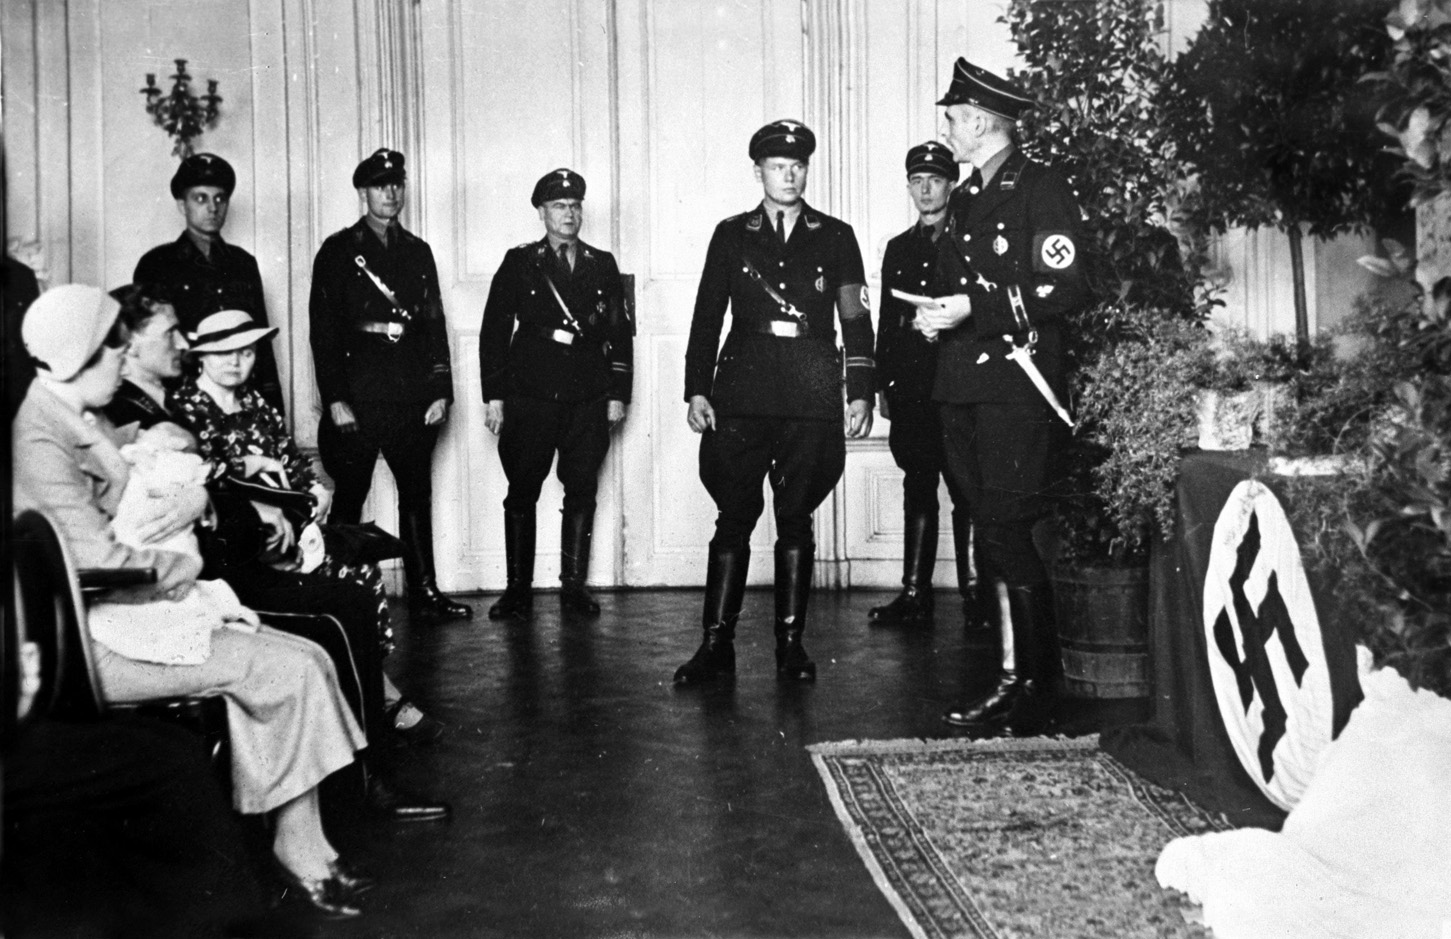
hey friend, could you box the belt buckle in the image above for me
[384,323,403,343]
[768,321,800,338]
[552,329,575,346]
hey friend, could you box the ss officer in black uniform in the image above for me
[309,148,473,625]
[917,60,1086,734]
[134,153,284,412]
[478,169,633,621]
[675,120,876,685]
[870,141,977,627]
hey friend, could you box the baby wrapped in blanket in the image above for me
[89,425,260,665]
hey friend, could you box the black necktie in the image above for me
[776,211,787,246]
[557,243,571,274]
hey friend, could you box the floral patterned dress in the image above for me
[169,377,395,655]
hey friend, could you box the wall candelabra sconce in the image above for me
[140,59,222,158]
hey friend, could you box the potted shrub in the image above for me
[1051,301,1213,696]
[1196,329,1304,450]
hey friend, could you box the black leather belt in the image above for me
[525,324,578,346]
[358,321,406,342]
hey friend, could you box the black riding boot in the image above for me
[869,511,937,624]
[954,513,988,631]
[943,582,1056,734]
[403,507,473,624]
[488,510,535,621]
[673,545,748,684]
[774,544,816,681]
[559,510,601,615]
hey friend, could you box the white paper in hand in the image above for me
[890,288,940,307]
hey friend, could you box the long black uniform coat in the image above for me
[308,218,455,408]
[684,202,874,421]
[477,238,633,405]
[876,220,944,406]
[932,149,1086,405]
[134,233,283,410]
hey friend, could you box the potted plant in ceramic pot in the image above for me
[1195,329,1305,451]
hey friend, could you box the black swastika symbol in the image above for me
[1043,236,1073,267]
[1211,511,1310,784]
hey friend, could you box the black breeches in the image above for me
[938,401,1056,587]
[319,399,439,526]
[887,397,963,516]
[497,395,611,517]
[699,416,844,552]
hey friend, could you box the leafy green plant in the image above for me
[1300,0,1451,697]
[1206,329,1306,392]
[1064,302,1213,565]
[1364,0,1451,207]
[1006,0,1200,318]
[1162,0,1404,340]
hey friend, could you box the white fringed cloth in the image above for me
[1156,656,1451,938]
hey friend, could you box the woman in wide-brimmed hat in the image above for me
[170,310,444,745]
[11,285,371,918]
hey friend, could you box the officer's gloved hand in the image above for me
[608,400,627,427]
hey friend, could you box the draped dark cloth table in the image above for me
[1100,450,1363,828]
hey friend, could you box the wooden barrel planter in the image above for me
[1051,564,1150,699]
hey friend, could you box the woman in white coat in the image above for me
[11,284,372,919]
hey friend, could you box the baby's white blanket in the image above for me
[90,438,258,666]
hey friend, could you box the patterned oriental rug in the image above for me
[809,736,1227,939]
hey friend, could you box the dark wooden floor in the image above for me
[326,588,1145,939]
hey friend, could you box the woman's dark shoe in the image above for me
[363,774,452,823]
[276,864,362,920]
[327,857,378,897]
[386,699,445,746]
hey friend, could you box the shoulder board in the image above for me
[514,242,534,251]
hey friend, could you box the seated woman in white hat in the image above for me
[11,284,372,919]
[167,308,445,749]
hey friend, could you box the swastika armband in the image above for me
[837,283,870,320]
[1032,231,1078,273]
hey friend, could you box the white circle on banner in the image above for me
[1041,234,1075,269]
[1202,479,1333,810]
